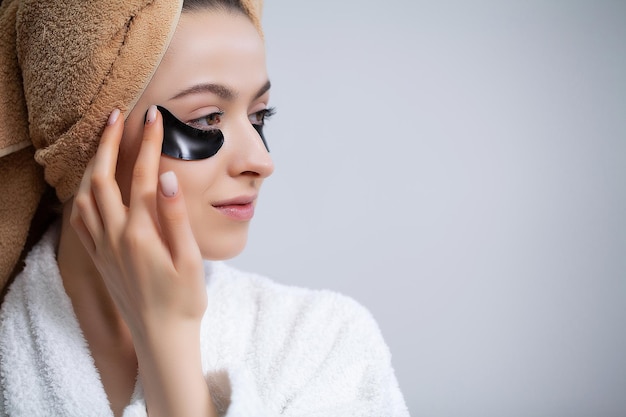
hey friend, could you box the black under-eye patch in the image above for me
[157,105,224,160]
[252,123,269,152]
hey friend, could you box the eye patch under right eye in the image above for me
[157,105,224,160]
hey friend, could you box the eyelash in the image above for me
[250,107,276,126]
[187,111,224,130]
[187,107,277,130]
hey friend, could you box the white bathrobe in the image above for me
[0,226,409,416]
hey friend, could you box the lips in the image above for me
[212,195,257,221]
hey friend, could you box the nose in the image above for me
[226,119,275,179]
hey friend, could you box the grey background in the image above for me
[231,1,626,416]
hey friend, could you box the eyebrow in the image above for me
[170,80,271,101]
[254,80,272,100]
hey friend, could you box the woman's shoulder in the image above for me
[204,261,391,362]
[202,262,406,415]
[208,261,382,333]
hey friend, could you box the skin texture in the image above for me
[56,9,273,417]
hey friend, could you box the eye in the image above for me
[187,111,224,130]
[249,107,276,126]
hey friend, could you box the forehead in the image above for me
[145,9,267,99]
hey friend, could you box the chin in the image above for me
[197,232,249,261]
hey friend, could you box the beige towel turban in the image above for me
[0,0,263,297]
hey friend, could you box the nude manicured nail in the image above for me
[159,171,178,197]
[107,108,120,126]
[145,105,158,125]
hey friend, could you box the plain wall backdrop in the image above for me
[230,1,626,416]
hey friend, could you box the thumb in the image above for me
[157,171,202,274]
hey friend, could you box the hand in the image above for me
[70,106,207,339]
[71,107,216,416]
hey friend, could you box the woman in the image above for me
[0,0,408,416]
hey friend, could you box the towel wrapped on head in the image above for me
[0,0,263,298]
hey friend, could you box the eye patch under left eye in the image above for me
[157,105,224,160]
[252,123,269,152]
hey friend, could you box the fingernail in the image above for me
[159,171,178,197]
[107,108,121,126]
[145,105,158,125]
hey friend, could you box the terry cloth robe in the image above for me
[0,226,409,417]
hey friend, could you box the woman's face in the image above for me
[117,9,274,260]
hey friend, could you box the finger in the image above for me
[129,105,163,214]
[157,171,202,275]
[71,160,104,243]
[69,210,96,255]
[90,109,126,231]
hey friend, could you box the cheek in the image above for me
[158,157,221,199]
[158,157,248,260]
[116,123,144,205]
